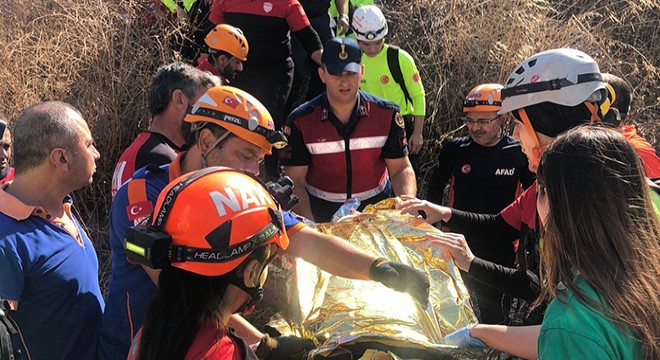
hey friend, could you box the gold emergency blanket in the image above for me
[281,199,480,358]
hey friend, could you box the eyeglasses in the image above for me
[461,115,500,126]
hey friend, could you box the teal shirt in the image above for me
[539,277,641,359]
[360,44,426,116]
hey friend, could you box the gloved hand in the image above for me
[256,334,315,360]
[368,259,430,306]
[438,325,487,348]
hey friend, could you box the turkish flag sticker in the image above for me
[126,201,153,221]
[223,96,239,109]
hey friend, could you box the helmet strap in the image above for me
[229,275,264,316]
[518,108,544,171]
[201,130,231,168]
[229,247,278,316]
[217,56,237,80]
[584,101,602,124]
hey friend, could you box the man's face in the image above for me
[358,39,384,57]
[69,111,101,188]
[205,136,265,175]
[464,111,503,147]
[0,128,11,173]
[217,56,244,80]
[319,68,362,106]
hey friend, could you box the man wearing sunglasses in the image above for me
[426,83,535,325]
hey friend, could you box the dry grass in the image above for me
[382,0,660,194]
[0,0,178,292]
[0,0,658,294]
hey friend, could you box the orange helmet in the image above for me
[149,167,289,276]
[463,84,504,113]
[184,86,287,155]
[205,24,249,61]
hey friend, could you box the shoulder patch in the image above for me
[126,201,153,223]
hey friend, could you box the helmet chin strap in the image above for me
[230,276,264,316]
[217,56,237,80]
[229,262,270,316]
[200,131,231,168]
[517,108,544,171]
[518,101,601,171]
[584,101,602,124]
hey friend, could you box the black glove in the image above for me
[256,334,315,360]
[369,259,430,306]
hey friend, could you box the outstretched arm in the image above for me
[286,226,430,305]
[286,226,373,279]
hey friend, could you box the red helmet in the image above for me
[151,167,289,276]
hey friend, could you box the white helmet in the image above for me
[499,48,606,114]
[352,5,388,42]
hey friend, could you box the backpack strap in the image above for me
[386,45,413,107]
[0,299,22,360]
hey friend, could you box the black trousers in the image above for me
[287,13,334,114]
[404,115,420,177]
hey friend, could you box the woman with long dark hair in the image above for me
[533,126,659,359]
[126,167,314,360]
[437,127,660,359]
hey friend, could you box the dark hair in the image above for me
[602,73,633,120]
[12,101,81,174]
[138,245,270,360]
[512,101,597,138]
[147,62,219,117]
[536,126,660,360]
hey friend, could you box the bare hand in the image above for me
[424,232,475,271]
[337,15,350,36]
[396,195,451,224]
[408,129,423,154]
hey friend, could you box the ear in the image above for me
[217,54,229,65]
[241,259,262,288]
[172,89,187,110]
[318,66,327,84]
[197,128,215,153]
[360,64,365,76]
[49,148,70,172]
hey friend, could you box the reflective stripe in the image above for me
[306,136,388,155]
[306,174,390,202]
